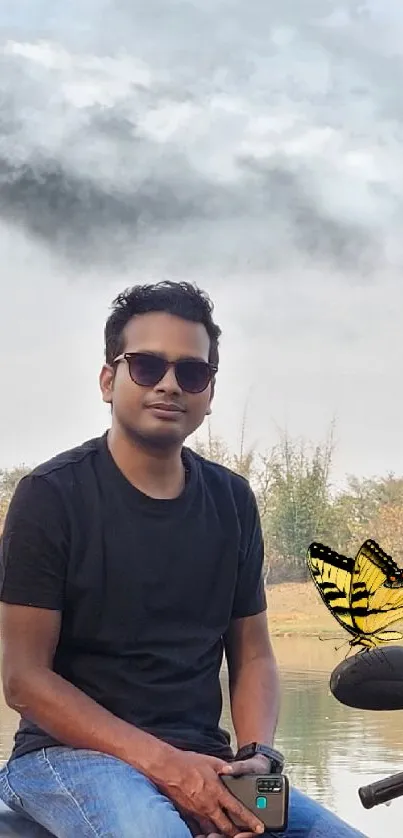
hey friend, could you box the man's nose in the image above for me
[154,366,182,394]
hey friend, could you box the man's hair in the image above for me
[104,280,221,367]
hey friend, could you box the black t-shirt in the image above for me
[0,434,266,761]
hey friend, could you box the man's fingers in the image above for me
[180,812,207,836]
[198,817,224,837]
[220,760,249,777]
[194,832,255,838]
[192,816,224,837]
[219,789,264,835]
[194,833,224,838]
[209,806,241,836]
[219,755,271,777]
[187,814,225,837]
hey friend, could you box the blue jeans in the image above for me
[0,748,367,838]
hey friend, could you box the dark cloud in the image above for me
[0,150,382,272]
[0,154,220,265]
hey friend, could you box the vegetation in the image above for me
[194,423,403,582]
[1,426,403,584]
[0,466,31,535]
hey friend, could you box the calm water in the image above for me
[221,637,403,838]
[0,637,402,837]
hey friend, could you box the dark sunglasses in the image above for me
[113,352,217,394]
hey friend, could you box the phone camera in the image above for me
[257,778,283,794]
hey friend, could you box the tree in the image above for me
[257,427,335,582]
[194,423,337,582]
[0,466,31,532]
[369,503,403,564]
[329,475,403,560]
[193,419,255,481]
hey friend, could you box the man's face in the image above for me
[100,312,215,448]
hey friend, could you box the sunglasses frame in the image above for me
[112,352,218,394]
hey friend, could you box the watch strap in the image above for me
[234,742,284,773]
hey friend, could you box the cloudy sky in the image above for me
[0,0,402,487]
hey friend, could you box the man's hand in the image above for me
[182,754,272,838]
[153,749,265,838]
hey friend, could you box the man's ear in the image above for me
[99,364,114,404]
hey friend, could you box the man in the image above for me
[0,281,364,838]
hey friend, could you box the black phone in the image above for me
[221,773,289,832]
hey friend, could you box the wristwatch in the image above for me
[234,742,285,774]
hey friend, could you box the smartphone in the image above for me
[221,773,289,832]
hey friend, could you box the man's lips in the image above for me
[146,403,186,413]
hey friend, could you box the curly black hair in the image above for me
[104,280,221,367]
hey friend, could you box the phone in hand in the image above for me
[221,773,289,832]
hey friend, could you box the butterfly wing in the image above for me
[372,631,403,641]
[351,539,403,641]
[306,542,356,637]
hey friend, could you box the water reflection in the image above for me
[220,637,403,838]
[0,637,402,837]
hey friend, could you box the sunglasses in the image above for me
[113,352,217,394]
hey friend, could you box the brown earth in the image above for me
[267,580,403,641]
[266,581,342,636]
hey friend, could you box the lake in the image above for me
[221,637,403,838]
[0,636,402,837]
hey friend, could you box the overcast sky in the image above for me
[0,0,402,488]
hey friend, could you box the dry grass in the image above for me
[266,581,343,637]
[267,581,403,641]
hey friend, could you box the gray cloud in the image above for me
[0,151,383,272]
[1,0,403,275]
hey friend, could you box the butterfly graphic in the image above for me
[306,539,403,648]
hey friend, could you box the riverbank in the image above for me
[266,581,341,637]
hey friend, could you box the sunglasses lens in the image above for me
[128,354,167,386]
[176,360,212,393]
[125,354,214,393]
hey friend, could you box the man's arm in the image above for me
[224,610,280,750]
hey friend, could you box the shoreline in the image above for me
[267,581,403,646]
[266,580,341,637]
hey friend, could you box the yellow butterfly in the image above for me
[306,539,403,648]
